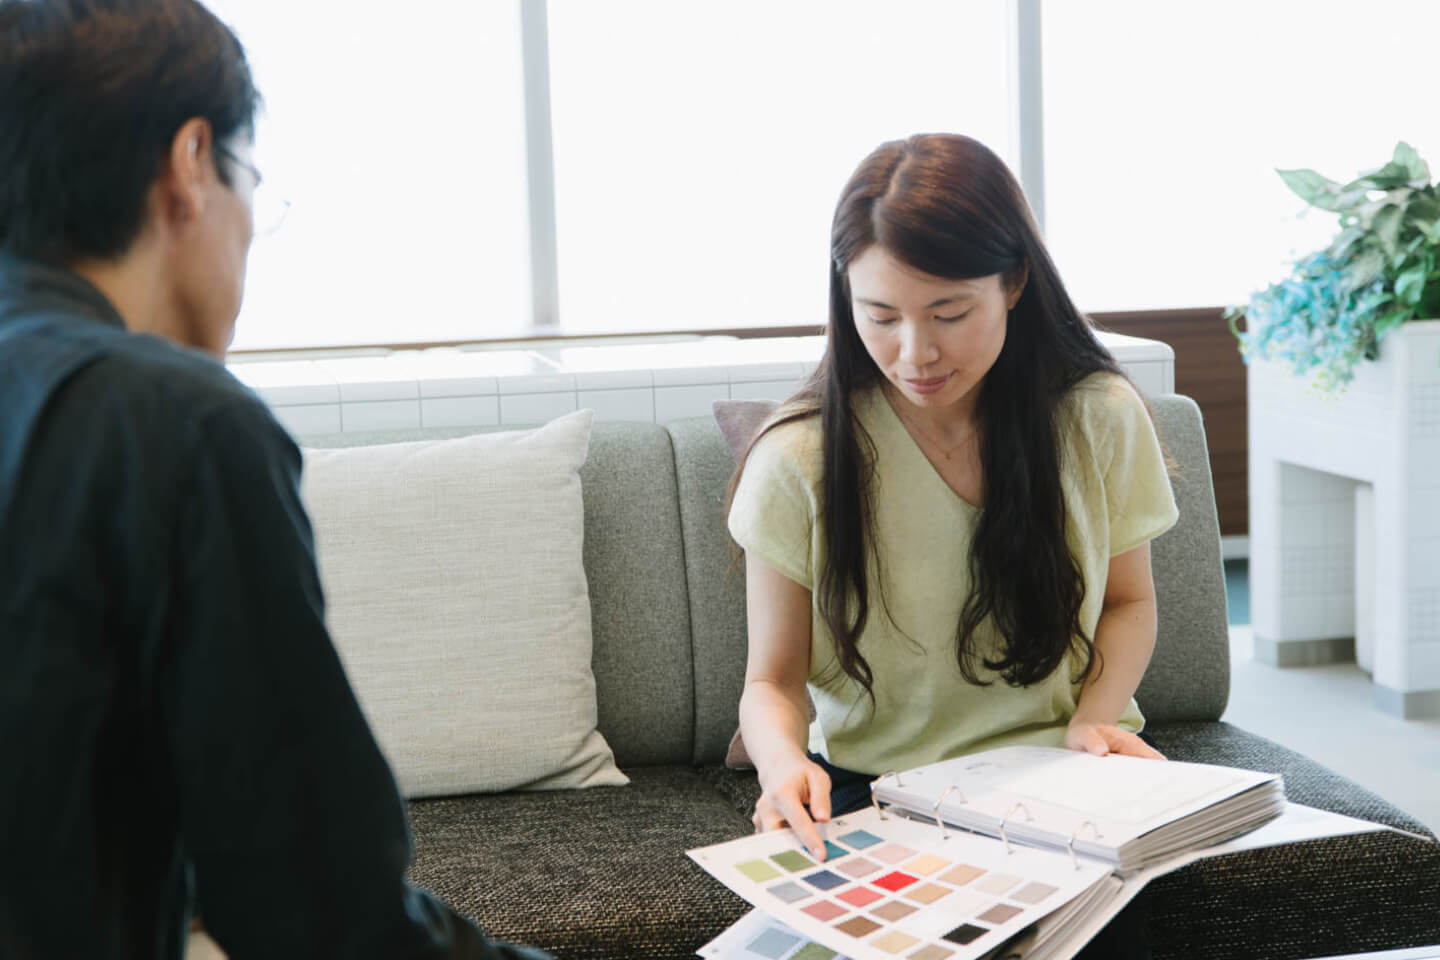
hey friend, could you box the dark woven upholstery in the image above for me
[406,767,752,960]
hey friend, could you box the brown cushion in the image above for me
[711,400,817,771]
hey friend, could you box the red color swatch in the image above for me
[872,871,919,892]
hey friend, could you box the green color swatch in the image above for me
[736,859,782,883]
[791,944,838,960]
[770,849,815,872]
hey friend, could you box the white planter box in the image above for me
[1248,319,1440,717]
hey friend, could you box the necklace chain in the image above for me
[888,393,976,462]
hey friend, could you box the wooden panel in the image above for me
[1094,308,1247,538]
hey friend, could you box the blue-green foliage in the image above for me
[1230,142,1440,390]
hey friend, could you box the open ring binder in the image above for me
[1067,820,1103,870]
[930,785,966,837]
[869,771,901,820]
[998,801,1033,854]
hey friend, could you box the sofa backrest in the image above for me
[302,392,1230,771]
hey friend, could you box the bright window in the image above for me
[1042,0,1440,313]
[209,0,533,351]
[547,0,1014,334]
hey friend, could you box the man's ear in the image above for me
[1005,260,1029,310]
[157,117,216,226]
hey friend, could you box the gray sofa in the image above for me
[308,396,1440,960]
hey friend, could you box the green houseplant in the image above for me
[1229,142,1440,389]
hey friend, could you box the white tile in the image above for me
[250,381,342,406]
[496,373,578,395]
[574,369,653,390]
[653,365,732,387]
[337,380,420,403]
[655,384,729,422]
[1404,321,1440,383]
[420,376,500,399]
[727,361,805,383]
[422,396,500,428]
[728,379,802,402]
[341,400,421,432]
[1124,361,1167,397]
[319,355,424,403]
[272,404,341,438]
[418,347,560,379]
[578,388,655,422]
[228,360,339,406]
[500,392,578,424]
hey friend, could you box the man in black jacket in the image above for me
[0,2,548,957]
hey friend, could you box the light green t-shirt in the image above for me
[727,372,1179,775]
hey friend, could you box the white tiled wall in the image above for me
[1248,320,1440,712]
[232,333,1176,438]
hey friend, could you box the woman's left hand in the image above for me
[1064,721,1166,760]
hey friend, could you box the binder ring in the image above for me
[998,802,1032,855]
[1067,820,1102,870]
[930,785,966,837]
[869,771,901,820]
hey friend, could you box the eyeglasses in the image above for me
[216,143,291,238]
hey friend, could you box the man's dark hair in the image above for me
[0,0,260,264]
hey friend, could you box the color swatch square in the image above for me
[943,924,988,945]
[870,930,920,954]
[771,850,816,872]
[870,842,917,864]
[736,859,782,883]
[873,871,919,892]
[903,854,950,875]
[909,946,954,960]
[791,944,838,960]
[822,840,849,861]
[767,881,812,904]
[802,900,849,922]
[975,872,1020,895]
[747,927,801,959]
[937,864,984,886]
[835,915,883,938]
[837,828,884,850]
[837,856,882,878]
[978,903,1022,925]
[1011,881,1059,904]
[903,882,952,905]
[871,900,918,922]
[803,869,848,891]
[837,886,885,907]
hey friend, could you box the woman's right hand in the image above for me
[753,756,833,861]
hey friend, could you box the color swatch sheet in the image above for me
[698,910,851,960]
[688,806,1111,960]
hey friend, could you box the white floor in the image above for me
[1223,626,1440,835]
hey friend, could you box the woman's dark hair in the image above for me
[0,0,260,264]
[729,133,1125,698]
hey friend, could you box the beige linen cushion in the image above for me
[712,400,817,771]
[300,410,626,797]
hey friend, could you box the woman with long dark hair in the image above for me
[728,133,1178,865]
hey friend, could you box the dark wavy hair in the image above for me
[730,133,1125,698]
[0,0,260,264]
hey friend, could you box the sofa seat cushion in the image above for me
[1142,721,1440,958]
[407,767,753,959]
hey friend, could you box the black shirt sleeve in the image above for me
[156,397,548,960]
